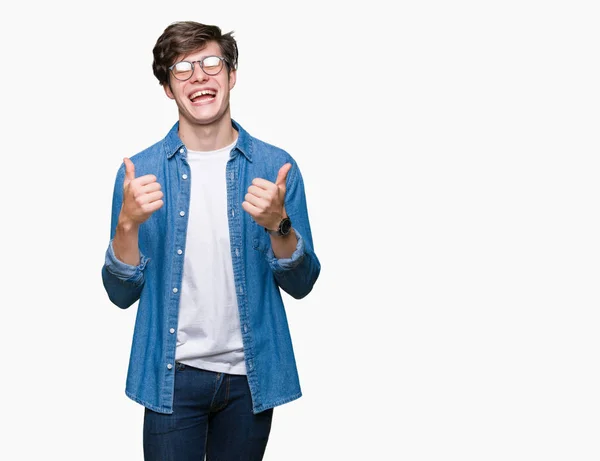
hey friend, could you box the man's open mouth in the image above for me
[189,89,217,103]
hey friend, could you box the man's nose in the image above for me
[190,63,208,83]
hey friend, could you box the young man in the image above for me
[102,21,320,460]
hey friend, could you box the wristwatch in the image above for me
[265,216,292,237]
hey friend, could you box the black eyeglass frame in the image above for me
[168,56,229,81]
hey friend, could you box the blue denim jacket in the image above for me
[102,120,320,414]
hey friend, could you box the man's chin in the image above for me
[182,111,227,128]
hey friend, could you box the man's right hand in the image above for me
[120,157,164,226]
[113,158,163,265]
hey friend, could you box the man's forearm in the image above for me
[269,229,298,259]
[112,216,141,266]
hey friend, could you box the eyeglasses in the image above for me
[168,56,227,81]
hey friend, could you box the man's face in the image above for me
[163,41,236,127]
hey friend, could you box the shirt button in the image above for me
[179,148,184,153]
[172,287,178,293]
[182,174,188,180]
[167,363,173,370]
[235,248,240,257]
[238,286,243,294]
[244,324,248,333]
[230,172,234,180]
[180,211,185,216]
[231,209,235,217]
[169,328,175,334]
[177,249,183,255]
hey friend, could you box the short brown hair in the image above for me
[152,21,238,86]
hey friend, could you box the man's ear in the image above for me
[229,69,237,90]
[163,83,175,100]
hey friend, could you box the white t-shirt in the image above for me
[175,140,246,375]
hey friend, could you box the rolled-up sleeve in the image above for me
[266,229,305,273]
[104,241,149,284]
[102,241,149,309]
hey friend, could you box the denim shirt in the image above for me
[102,120,320,414]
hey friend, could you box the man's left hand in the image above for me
[242,163,292,230]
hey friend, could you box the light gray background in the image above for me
[2,0,599,459]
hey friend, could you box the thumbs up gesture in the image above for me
[242,163,291,230]
[119,157,164,226]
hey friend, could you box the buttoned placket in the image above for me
[226,151,255,380]
[165,147,191,383]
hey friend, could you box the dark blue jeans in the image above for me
[143,362,273,461]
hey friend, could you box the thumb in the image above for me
[275,163,292,188]
[123,157,135,182]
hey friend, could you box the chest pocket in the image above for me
[251,221,271,255]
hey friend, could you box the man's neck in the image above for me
[178,114,237,152]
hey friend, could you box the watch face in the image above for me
[280,217,292,235]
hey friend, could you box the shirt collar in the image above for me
[164,119,253,162]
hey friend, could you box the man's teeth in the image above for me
[190,90,216,99]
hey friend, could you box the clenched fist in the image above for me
[119,157,164,226]
[242,163,291,231]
